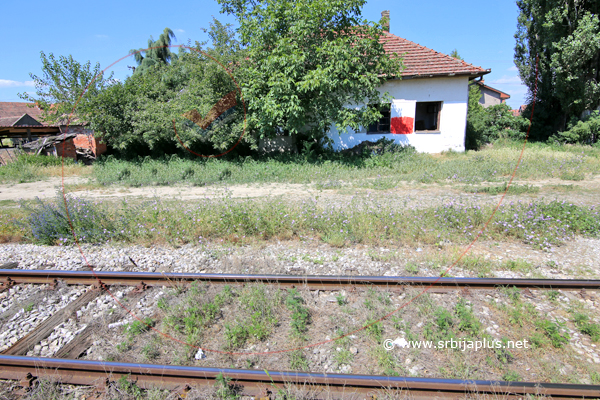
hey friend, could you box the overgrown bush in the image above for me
[466,84,529,150]
[550,110,600,145]
[18,194,119,245]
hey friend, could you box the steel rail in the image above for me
[1,269,599,291]
[0,355,598,399]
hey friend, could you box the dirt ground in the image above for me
[1,176,599,208]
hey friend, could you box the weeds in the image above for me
[365,320,384,343]
[11,192,600,251]
[289,349,310,371]
[117,375,144,399]
[163,284,233,346]
[0,153,83,184]
[124,318,154,340]
[501,286,521,303]
[546,290,560,301]
[333,348,353,365]
[405,262,419,275]
[18,194,119,245]
[91,141,600,187]
[224,285,280,350]
[534,319,570,348]
[503,259,533,273]
[285,288,310,337]
[502,370,521,382]
[335,293,346,306]
[370,346,401,376]
[214,373,239,399]
[573,312,600,342]
[454,299,481,336]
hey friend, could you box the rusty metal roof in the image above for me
[20,133,77,150]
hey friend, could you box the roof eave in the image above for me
[398,69,491,80]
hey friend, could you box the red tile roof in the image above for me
[381,32,490,78]
[0,116,22,127]
[0,102,47,125]
[0,113,44,127]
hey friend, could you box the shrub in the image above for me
[466,84,529,150]
[550,110,600,145]
[18,194,119,245]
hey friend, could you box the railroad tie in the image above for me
[54,292,145,359]
[2,289,101,356]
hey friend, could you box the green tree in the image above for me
[18,52,114,124]
[217,0,404,145]
[515,0,600,139]
[450,49,463,60]
[130,28,178,75]
[89,19,248,156]
[466,82,486,150]
[466,82,529,150]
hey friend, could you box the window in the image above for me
[414,101,441,132]
[367,103,391,133]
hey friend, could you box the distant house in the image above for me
[473,79,510,108]
[511,105,527,117]
[327,12,491,154]
[0,102,58,144]
[0,102,106,160]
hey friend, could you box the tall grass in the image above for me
[0,153,88,183]
[14,193,600,250]
[92,140,600,187]
[17,194,120,245]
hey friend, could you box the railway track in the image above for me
[1,355,599,399]
[1,267,599,398]
[2,268,600,291]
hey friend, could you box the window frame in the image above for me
[366,103,391,134]
[414,101,442,133]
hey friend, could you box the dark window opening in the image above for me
[415,101,441,131]
[367,103,391,133]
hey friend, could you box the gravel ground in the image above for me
[0,285,87,353]
[1,235,599,278]
[0,236,599,386]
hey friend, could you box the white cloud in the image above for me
[175,29,185,33]
[0,79,35,88]
[507,65,518,71]
[95,34,109,39]
[488,75,523,85]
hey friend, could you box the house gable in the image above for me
[326,12,491,154]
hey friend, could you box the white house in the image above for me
[327,22,490,153]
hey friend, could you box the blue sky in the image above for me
[2,0,527,109]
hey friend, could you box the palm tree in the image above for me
[129,28,177,74]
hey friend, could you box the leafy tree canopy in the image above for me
[88,21,248,157]
[216,0,404,142]
[450,49,463,60]
[130,28,179,75]
[515,0,600,140]
[18,52,115,124]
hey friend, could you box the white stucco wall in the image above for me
[327,76,469,153]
